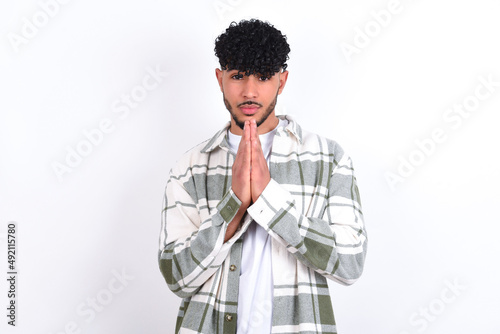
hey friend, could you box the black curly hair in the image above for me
[214,19,290,78]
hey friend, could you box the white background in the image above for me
[1,0,499,333]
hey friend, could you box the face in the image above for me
[216,68,288,135]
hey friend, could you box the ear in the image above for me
[277,70,289,95]
[215,68,224,92]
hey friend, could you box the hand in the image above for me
[226,121,252,242]
[225,120,270,243]
[249,119,271,202]
[231,121,252,208]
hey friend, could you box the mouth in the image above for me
[238,103,261,116]
[240,106,259,115]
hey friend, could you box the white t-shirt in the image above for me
[227,119,287,333]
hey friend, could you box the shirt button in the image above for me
[225,314,233,322]
[227,205,232,212]
[230,264,236,271]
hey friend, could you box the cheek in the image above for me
[222,83,240,99]
[264,84,280,101]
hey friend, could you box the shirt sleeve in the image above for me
[246,151,367,286]
[158,166,243,298]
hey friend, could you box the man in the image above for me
[158,19,367,334]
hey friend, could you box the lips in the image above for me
[239,105,260,115]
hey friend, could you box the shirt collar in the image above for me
[201,114,303,153]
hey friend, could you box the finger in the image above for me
[244,137,251,165]
[253,141,266,171]
[237,121,249,151]
[252,139,264,162]
[236,123,251,167]
[250,120,263,153]
[245,120,251,141]
[250,119,257,141]
[245,122,251,158]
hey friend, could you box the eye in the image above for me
[258,75,271,81]
[231,73,244,80]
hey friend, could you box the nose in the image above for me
[242,76,258,99]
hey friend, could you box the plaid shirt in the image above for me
[158,115,367,334]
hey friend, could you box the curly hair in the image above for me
[214,19,290,78]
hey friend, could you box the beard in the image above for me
[223,90,279,130]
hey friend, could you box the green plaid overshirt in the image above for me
[158,115,367,333]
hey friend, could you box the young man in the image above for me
[158,19,367,334]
